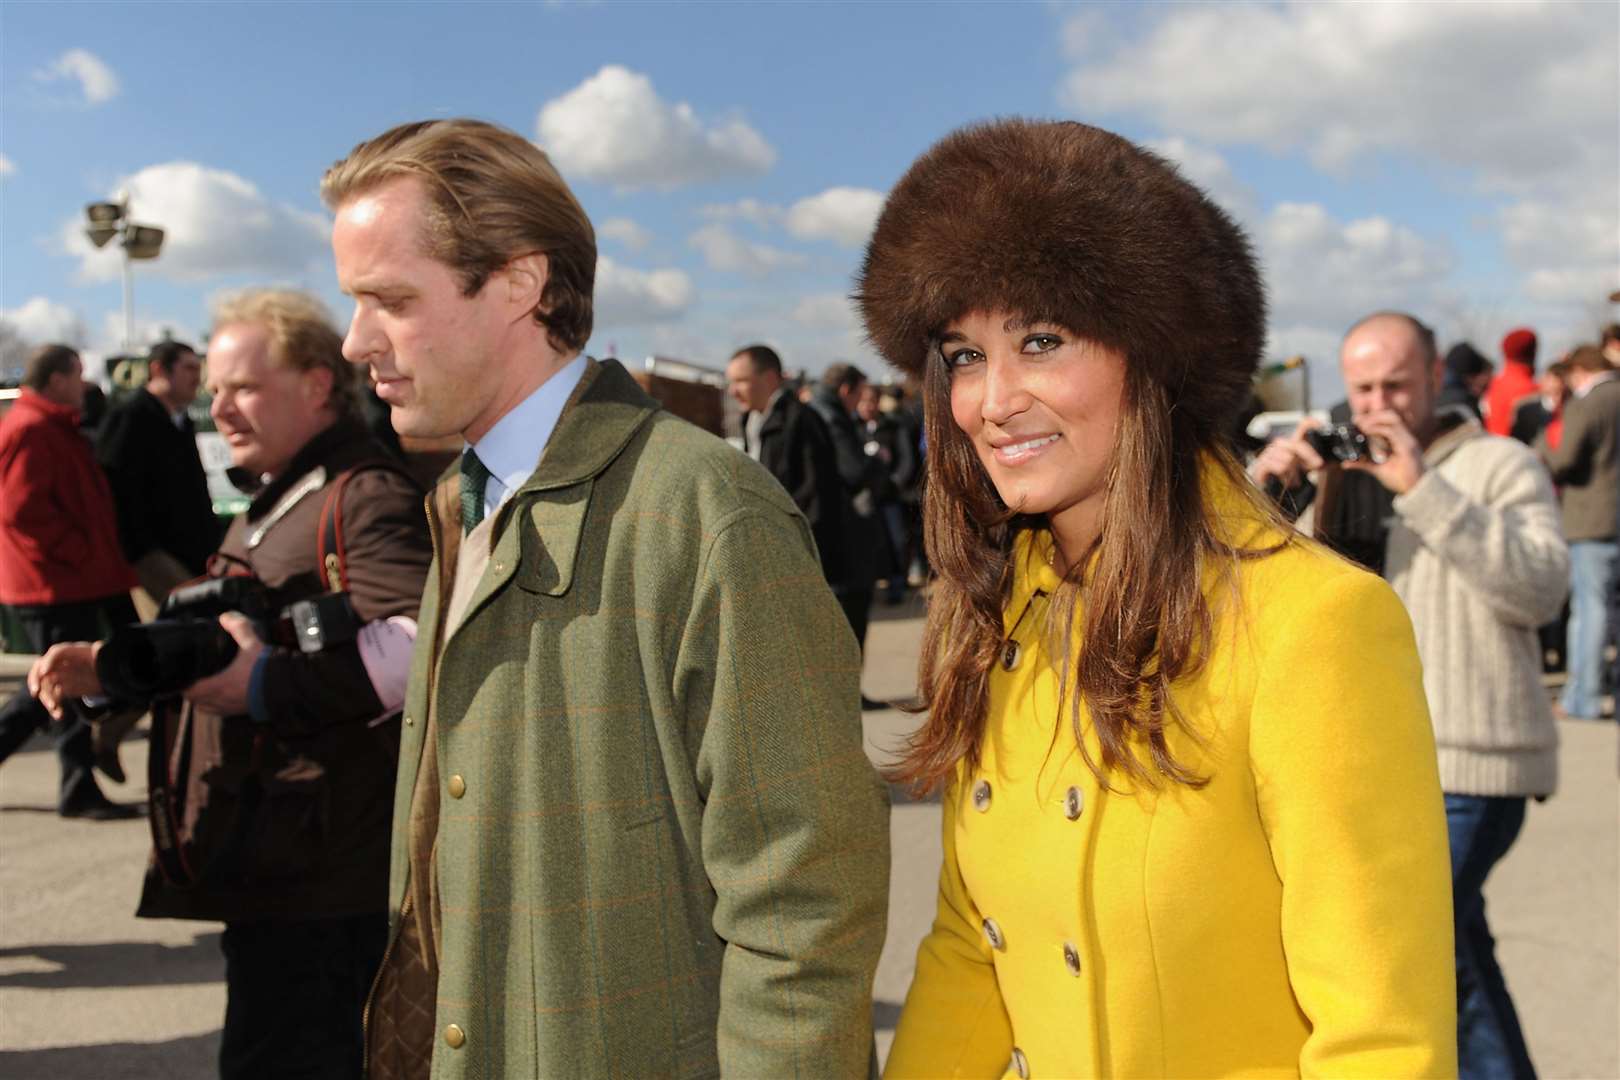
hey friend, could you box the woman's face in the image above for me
[943,309,1126,552]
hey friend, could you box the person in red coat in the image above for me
[0,344,140,818]
[1483,326,1540,437]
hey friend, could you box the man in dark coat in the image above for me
[808,364,888,650]
[0,343,140,818]
[97,339,223,610]
[725,344,858,594]
[29,290,433,1079]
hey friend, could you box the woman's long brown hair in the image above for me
[895,344,1286,796]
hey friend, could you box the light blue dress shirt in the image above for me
[464,353,588,521]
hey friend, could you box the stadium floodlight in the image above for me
[82,197,165,349]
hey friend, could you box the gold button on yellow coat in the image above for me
[444,1023,466,1049]
[447,774,466,800]
[886,471,1457,1079]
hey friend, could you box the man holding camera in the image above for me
[1251,311,1567,1080]
[31,289,433,1079]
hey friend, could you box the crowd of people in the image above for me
[0,113,1612,1080]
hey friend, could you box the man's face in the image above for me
[1340,319,1440,438]
[45,355,86,412]
[726,353,779,413]
[838,378,867,416]
[155,350,203,407]
[856,383,879,422]
[207,322,333,478]
[333,177,519,444]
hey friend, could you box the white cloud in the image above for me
[700,198,781,228]
[537,65,775,190]
[594,256,696,326]
[1144,136,1258,224]
[1,297,88,347]
[1497,193,1620,305]
[96,311,204,356]
[791,292,861,333]
[783,187,886,248]
[0,154,15,178]
[598,217,651,251]
[1062,2,1617,196]
[687,223,805,276]
[60,162,329,284]
[38,48,120,105]
[1260,201,1454,329]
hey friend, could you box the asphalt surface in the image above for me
[1,597,1615,1078]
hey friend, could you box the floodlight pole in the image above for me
[121,251,135,351]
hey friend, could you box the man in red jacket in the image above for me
[1482,326,1540,437]
[0,344,140,818]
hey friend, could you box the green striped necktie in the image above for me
[460,448,493,534]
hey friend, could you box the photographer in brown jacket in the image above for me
[30,289,432,1079]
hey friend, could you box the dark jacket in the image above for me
[0,389,136,606]
[1510,397,1555,446]
[137,419,433,923]
[97,388,222,575]
[1435,373,1484,423]
[753,391,862,590]
[866,412,920,505]
[808,387,886,589]
[1539,376,1620,541]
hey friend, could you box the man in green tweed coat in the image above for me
[325,119,890,1079]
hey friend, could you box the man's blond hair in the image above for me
[321,118,596,355]
[211,289,359,418]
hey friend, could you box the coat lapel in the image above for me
[437,358,660,633]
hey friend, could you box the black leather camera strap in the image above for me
[146,701,195,886]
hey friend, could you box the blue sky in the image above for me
[2,1,1615,406]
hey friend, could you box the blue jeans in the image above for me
[1446,794,1536,1080]
[1561,540,1617,718]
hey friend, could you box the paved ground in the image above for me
[1,599,1615,1078]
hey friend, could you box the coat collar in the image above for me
[244,417,374,520]
[756,386,793,437]
[510,357,660,494]
[1421,413,1483,470]
[424,358,661,619]
[12,387,79,428]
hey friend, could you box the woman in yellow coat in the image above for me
[856,119,1456,1078]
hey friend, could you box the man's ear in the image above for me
[502,253,550,322]
[1430,356,1446,394]
[302,365,336,411]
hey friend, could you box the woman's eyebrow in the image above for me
[1003,314,1060,333]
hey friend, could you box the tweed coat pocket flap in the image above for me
[514,481,593,597]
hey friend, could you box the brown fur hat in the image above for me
[856,119,1265,434]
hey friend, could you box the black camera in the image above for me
[96,577,364,704]
[1304,423,1376,464]
[96,578,274,702]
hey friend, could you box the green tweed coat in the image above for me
[378,359,890,1078]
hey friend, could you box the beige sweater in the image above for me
[1384,422,1568,797]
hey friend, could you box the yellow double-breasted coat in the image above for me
[887,473,1456,1079]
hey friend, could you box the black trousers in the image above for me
[219,913,388,1080]
[835,586,873,655]
[0,594,138,810]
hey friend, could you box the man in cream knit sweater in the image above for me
[1252,311,1568,1080]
